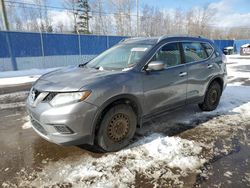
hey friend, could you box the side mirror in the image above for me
[146,61,165,71]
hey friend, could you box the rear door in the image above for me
[142,42,188,116]
[181,42,215,103]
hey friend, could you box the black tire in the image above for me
[199,81,222,111]
[97,104,137,152]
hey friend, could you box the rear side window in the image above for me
[182,42,208,63]
[202,43,214,57]
[152,42,181,68]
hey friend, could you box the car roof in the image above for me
[121,35,212,45]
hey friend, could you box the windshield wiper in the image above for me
[78,61,89,68]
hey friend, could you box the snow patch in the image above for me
[22,116,32,129]
[0,102,25,110]
[19,134,205,187]
[0,67,61,86]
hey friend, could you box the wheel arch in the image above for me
[202,76,224,101]
[90,94,143,144]
[207,76,224,92]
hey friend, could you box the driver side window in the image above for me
[152,42,181,68]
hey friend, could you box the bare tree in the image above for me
[109,0,135,36]
[90,0,109,35]
[173,8,185,34]
[57,21,64,32]
[140,5,154,36]
[63,0,78,33]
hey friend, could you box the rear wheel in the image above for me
[199,81,222,111]
[97,104,137,152]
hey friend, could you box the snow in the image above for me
[0,91,28,110]
[0,68,60,78]
[19,133,205,187]
[22,116,32,129]
[226,54,250,60]
[226,56,250,84]
[0,68,61,86]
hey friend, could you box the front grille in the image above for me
[33,88,41,101]
[31,119,47,135]
[42,92,57,102]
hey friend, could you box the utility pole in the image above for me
[136,0,139,36]
[0,0,9,30]
[0,0,18,70]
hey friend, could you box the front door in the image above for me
[142,42,188,116]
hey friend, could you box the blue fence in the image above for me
[0,31,249,71]
[214,40,234,51]
[0,31,127,71]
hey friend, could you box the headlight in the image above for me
[50,91,91,107]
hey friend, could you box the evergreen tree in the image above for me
[77,0,91,34]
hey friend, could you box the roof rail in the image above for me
[157,35,205,42]
[119,37,149,43]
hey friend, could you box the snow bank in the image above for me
[0,68,60,78]
[19,134,205,187]
[0,67,61,86]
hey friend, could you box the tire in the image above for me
[199,81,222,111]
[97,104,137,152]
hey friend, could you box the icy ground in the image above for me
[1,56,250,187]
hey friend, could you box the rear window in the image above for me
[182,42,208,63]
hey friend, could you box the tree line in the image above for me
[1,0,250,39]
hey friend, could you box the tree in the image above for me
[63,0,78,33]
[90,0,109,35]
[77,0,91,34]
[109,0,135,36]
[57,21,64,33]
[34,0,48,32]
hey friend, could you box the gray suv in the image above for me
[26,36,227,151]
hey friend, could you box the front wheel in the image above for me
[199,81,222,111]
[97,104,137,152]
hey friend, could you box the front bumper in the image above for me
[26,99,98,145]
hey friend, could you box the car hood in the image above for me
[33,66,119,92]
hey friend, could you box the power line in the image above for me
[4,0,250,30]
[4,0,140,17]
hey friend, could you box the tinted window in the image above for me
[152,43,181,68]
[202,43,213,57]
[182,42,208,63]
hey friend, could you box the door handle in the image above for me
[207,64,213,69]
[179,72,187,77]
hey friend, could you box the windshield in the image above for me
[87,43,152,70]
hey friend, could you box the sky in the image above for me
[142,0,250,14]
[19,0,250,29]
[49,0,250,14]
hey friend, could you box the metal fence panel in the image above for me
[214,40,234,51]
[80,35,108,55]
[10,31,42,57]
[42,33,79,56]
[0,31,10,58]
[108,36,127,47]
